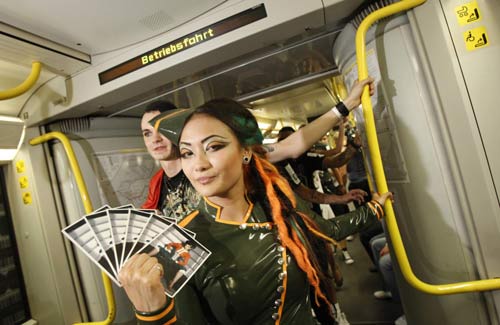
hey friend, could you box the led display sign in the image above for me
[98,4,267,84]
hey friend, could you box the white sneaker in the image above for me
[336,312,350,325]
[395,315,407,325]
[342,250,354,265]
[346,235,354,241]
[373,290,392,299]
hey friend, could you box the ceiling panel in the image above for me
[0,0,227,55]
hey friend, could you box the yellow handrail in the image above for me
[356,0,500,294]
[0,61,42,100]
[30,132,116,324]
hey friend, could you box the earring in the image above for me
[242,155,251,164]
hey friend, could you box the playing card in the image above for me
[107,209,131,271]
[62,206,210,295]
[141,224,211,297]
[121,210,154,264]
[85,211,120,277]
[62,217,121,286]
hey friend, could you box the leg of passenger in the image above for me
[360,220,384,264]
[370,236,387,265]
[379,254,400,302]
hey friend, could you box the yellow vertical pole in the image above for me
[30,132,116,324]
[355,0,500,294]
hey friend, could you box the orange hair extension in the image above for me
[249,146,296,207]
[297,212,339,246]
[253,155,327,305]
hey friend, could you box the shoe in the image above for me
[342,250,354,265]
[394,315,407,325]
[335,312,350,325]
[346,235,354,241]
[373,290,392,299]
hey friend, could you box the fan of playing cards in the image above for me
[62,204,211,297]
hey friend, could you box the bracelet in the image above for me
[371,200,385,218]
[135,299,170,317]
[336,101,350,117]
[367,201,382,220]
[331,106,343,119]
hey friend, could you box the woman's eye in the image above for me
[206,143,225,152]
[180,150,193,159]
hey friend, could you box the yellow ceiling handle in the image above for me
[0,61,42,100]
[30,132,116,324]
[356,0,500,294]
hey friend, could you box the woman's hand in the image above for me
[343,77,375,110]
[337,189,367,205]
[119,253,167,312]
[372,191,394,206]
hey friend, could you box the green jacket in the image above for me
[136,197,380,324]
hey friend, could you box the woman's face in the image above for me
[179,114,246,200]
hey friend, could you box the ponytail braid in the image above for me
[251,154,328,305]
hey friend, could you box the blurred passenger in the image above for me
[345,124,384,270]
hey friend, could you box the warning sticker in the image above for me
[463,26,489,51]
[455,1,481,26]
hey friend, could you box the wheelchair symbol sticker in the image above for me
[463,27,489,51]
[455,1,481,26]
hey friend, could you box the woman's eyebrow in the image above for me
[180,134,228,146]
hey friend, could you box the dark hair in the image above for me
[145,100,177,114]
[277,126,295,141]
[278,126,295,134]
[188,98,263,147]
[182,239,195,249]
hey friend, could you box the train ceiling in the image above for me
[0,0,227,55]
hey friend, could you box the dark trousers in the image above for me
[349,179,383,263]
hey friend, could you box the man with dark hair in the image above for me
[141,100,201,220]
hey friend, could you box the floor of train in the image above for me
[334,234,403,325]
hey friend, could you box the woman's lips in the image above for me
[196,176,215,185]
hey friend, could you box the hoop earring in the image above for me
[243,155,251,164]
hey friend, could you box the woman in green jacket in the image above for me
[119,89,391,325]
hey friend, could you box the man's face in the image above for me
[141,110,177,161]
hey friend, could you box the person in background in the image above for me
[119,95,393,324]
[345,124,384,270]
[141,101,201,220]
[370,234,406,325]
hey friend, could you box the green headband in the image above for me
[149,108,195,145]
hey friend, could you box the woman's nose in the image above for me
[194,154,210,171]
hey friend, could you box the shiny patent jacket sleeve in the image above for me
[310,205,381,241]
[294,195,381,241]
